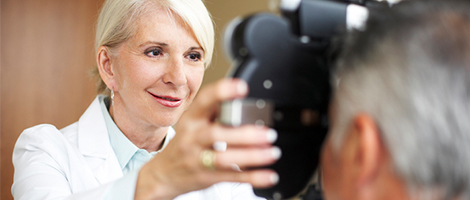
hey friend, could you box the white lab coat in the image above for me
[12,96,264,200]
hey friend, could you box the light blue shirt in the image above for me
[99,97,173,199]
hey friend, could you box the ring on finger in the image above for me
[200,150,216,170]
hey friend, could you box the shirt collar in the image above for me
[99,97,173,170]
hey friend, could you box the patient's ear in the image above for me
[96,46,117,90]
[350,113,383,188]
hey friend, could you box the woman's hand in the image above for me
[134,78,280,200]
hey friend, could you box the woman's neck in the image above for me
[109,103,168,152]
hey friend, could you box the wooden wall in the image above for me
[0,0,267,199]
[1,0,103,199]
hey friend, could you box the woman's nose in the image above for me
[162,56,187,87]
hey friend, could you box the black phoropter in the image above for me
[220,0,387,199]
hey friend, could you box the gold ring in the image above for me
[200,150,216,170]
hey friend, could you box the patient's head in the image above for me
[321,0,470,199]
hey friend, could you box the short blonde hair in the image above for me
[93,0,214,94]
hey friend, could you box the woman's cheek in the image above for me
[191,68,205,91]
[184,70,204,110]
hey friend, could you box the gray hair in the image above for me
[93,0,214,95]
[331,0,470,199]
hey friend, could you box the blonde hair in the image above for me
[93,0,214,94]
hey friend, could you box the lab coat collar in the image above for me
[78,95,110,158]
[77,95,123,184]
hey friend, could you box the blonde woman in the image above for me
[12,0,280,199]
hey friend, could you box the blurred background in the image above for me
[0,0,272,199]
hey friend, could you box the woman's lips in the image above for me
[149,92,183,108]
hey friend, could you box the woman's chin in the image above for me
[151,116,179,128]
[145,107,185,127]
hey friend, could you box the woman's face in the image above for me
[110,7,205,128]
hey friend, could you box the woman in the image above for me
[11,0,280,199]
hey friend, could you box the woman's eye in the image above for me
[145,49,163,57]
[187,53,202,62]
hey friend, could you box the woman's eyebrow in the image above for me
[139,41,169,48]
[189,47,204,52]
[139,42,203,53]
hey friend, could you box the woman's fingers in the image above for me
[166,78,282,192]
[214,169,279,188]
[198,125,277,147]
[190,78,248,118]
[216,125,277,146]
[213,147,281,169]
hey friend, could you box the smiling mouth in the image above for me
[149,92,183,108]
[157,96,180,101]
[149,92,181,101]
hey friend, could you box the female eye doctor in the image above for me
[11,0,281,199]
